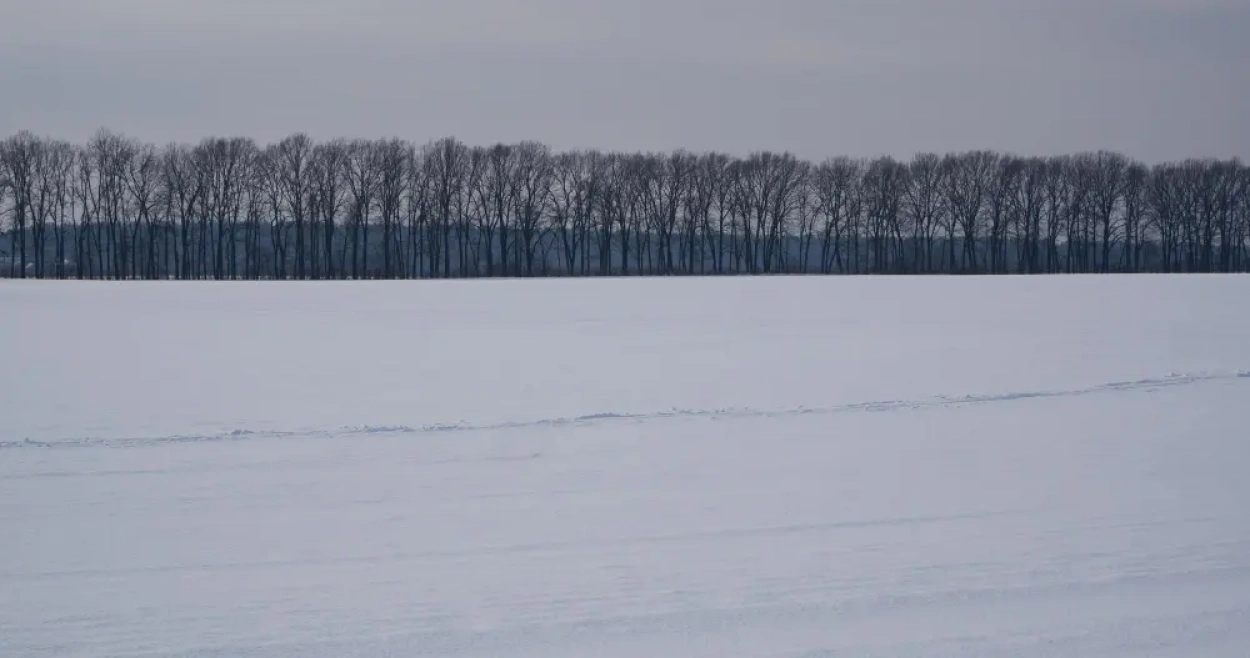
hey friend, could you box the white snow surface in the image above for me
[2,275,1249,657]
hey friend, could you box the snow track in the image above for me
[5,369,1247,450]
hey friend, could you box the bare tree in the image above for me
[2,132,42,277]
[273,135,314,279]
[813,157,861,274]
[643,150,691,275]
[904,153,946,273]
[405,150,431,277]
[343,140,380,279]
[985,155,1019,275]
[861,156,908,273]
[309,140,348,279]
[549,150,602,276]
[122,143,161,279]
[375,139,411,278]
[478,144,514,277]
[423,137,468,278]
[1120,161,1149,272]
[683,152,720,274]
[0,150,11,276]
[1084,151,1129,272]
[942,151,996,273]
[47,140,76,278]
[1011,158,1047,274]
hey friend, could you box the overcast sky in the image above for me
[2,0,1246,162]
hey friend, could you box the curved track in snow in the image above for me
[6,370,1247,450]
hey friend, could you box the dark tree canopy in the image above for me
[1,130,1247,279]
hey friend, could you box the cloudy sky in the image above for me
[2,0,1246,161]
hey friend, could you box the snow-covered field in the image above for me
[2,276,1249,657]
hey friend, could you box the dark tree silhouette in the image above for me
[1,130,1246,279]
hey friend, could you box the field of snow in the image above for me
[2,276,1249,657]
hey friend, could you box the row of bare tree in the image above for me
[2,130,1247,279]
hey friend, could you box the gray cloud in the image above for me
[2,0,1246,162]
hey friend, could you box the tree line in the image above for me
[1,129,1247,279]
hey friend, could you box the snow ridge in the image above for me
[5,370,1247,450]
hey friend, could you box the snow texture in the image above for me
[2,275,1249,657]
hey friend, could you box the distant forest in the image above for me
[1,130,1247,279]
